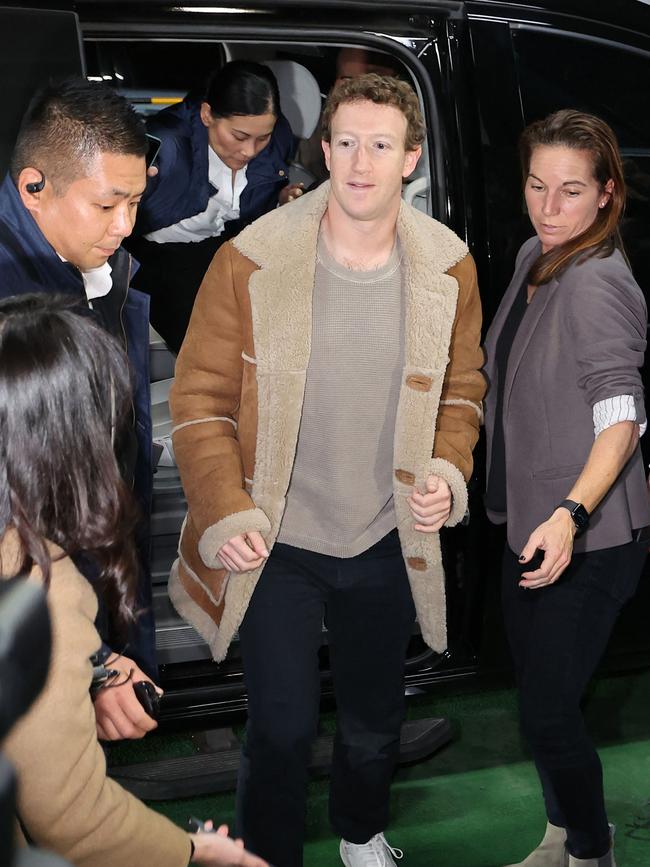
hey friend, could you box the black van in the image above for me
[3,0,650,727]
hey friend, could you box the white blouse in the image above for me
[145,146,247,244]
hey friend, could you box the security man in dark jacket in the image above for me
[0,79,160,742]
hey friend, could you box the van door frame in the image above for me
[81,13,464,226]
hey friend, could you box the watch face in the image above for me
[560,500,589,531]
[571,504,589,530]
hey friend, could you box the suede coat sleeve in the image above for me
[3,553,191,867]
[170,241,271,567]
[433,253,485,483]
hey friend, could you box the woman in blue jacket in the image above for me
[129,60,299,353]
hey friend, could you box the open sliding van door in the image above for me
[0,7,85,176]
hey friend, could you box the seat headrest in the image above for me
[264,60,322,140]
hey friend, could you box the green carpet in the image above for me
[114,669,650,866]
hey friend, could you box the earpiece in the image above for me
[25,171,45,194]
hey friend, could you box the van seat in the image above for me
[403,175,430,212]
[150,324,176,382]
[264,60,321,141]
[264,59,321,187]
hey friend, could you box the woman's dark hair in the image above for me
[519,109,627,285]
[0,294,139,624]
[204,60,281,119]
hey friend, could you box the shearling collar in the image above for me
[233,180,468,278]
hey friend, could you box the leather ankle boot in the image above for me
[503,821,567,866]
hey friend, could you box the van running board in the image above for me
[108,717,451,800]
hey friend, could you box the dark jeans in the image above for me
[502,539,647,859]
[235,529,416,867]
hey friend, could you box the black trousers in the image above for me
[235,529,416,867]
[502,538,647,859]
[128,234,225,354]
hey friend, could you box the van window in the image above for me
[84,39,431,213]
[84,40,225,94]
[512,26,650,294]
[1,8,84,176]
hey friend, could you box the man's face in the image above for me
[322,100,421,224]
[25,151,146,271]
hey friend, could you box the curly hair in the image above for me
[321,73,426,152]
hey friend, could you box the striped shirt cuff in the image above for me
[593,394,646,438]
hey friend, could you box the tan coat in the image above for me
[1,533,191,867]
[169,182,485,661]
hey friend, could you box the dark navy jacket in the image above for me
[0,174,151,478]
[134,99,296,237]
[0,173,157,674]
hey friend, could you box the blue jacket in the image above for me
[134,99,296,237]
[0,174,151,488]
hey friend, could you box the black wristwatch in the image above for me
[558,499,590,533]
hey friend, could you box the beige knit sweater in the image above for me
[277,236,404,557]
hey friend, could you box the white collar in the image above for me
[56,253,113,302]
[208,146,248,189]
[82,262,113,301]
[208,145,230,174]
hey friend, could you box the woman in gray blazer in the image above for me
[483,110,650,867]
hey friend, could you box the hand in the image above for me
[190,823,269,866]
[217,531,269,573]
[408,474,452,533]
[94,654,162,740]
[518,508,576,589]
[278,183,304,205]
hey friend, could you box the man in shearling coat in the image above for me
[169,74,485,867]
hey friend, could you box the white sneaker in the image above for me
[340,832,404,866]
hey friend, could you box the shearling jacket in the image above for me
[484,236,650,555]
[1,533,191,867]
[169,182,485,661]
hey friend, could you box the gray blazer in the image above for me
[483,237,650,555]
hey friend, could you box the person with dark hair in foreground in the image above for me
[128,59,301,353]
[0,294,268,867]
[484,110,650,867]
[169,73,484,867]
[0,77,159,742]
